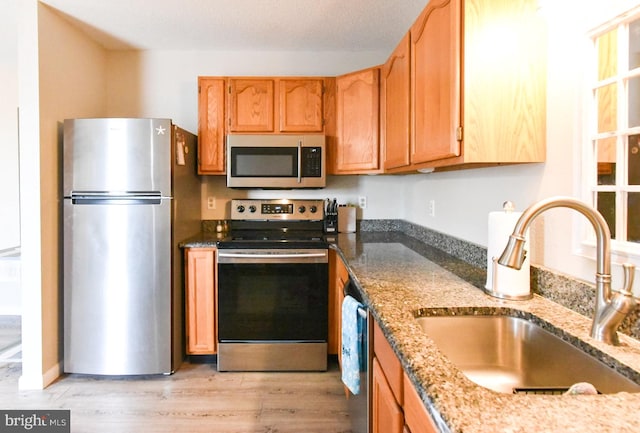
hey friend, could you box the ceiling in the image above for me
[40,0,429,53]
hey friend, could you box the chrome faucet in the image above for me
[497,196,637,345]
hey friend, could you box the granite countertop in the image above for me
[181,230,640,432]
[333,232,640,433]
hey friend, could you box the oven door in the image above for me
[217,248,329,371]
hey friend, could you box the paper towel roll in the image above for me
[485,208,531,299]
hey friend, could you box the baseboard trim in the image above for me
[18,361,61,390]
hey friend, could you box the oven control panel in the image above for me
[231,199,325,221]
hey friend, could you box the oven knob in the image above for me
[298,205,306,213]
[236,205,245,213]
[309,205,318,213]
[249,205,257,213]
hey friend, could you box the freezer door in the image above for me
[63,118,172,196]
[63,197,172,375]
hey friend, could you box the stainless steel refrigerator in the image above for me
[63,118,200,375]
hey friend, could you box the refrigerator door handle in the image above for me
[69,191,164,205]
[71,197,163,205]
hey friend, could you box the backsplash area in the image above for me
[360,219,640,340]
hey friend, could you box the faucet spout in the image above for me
[497,196,629,345]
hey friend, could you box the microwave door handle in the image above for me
[297,140,302,183]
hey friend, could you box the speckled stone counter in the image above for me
[180,229,640,432]
[333,232,640,433]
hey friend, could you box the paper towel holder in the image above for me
[484,257,533,301]
[483,201,532,301]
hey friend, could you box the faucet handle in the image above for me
[620,263,636,296]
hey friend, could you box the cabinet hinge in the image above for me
[456,127,463,141]
[228,85,231,94]
[197,85,200,94]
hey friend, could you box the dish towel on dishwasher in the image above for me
[342,294,364,395]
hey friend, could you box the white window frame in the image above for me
[580,3,640,265]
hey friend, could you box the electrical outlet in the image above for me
[428,200,435,217]
[207,196,216,210]
[358,196,367,209]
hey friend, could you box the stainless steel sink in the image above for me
[414,314,640,394]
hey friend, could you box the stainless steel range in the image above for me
[216,199,329,372]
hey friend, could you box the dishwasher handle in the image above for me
[343,278,367,318]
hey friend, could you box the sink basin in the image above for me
[414,314,640,394]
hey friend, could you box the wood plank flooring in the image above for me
[0,360,353,432]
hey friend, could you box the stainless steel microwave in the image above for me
[226,134,326,189]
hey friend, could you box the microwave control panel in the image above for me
[301,147,323,177]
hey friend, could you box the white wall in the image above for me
[0,0,21,252]
[17,0,109,390]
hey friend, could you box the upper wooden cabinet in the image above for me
[279,79,324,132]
[333,67,381,174]
[460,0,546,166]
[198,77,226,174]
[382,33,411,170]
[384,0,546,173]
[410,0,461,166]
[227,78,325,133]
[228,78,275,132]
[198,76,327,174]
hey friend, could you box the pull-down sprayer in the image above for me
[498,196,637,345]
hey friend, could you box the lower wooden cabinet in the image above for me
[184,247,217,355]
[403,373,438,433]
[373,357,404,433]
[328,249,350,359]
[372,320,438,433]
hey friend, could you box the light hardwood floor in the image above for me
[0,360,353,432]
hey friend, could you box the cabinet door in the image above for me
[335,67,380,173]
[185,248,217,354]
[410,0,461,164]
[228,78,275,132]
[279,79,324,132]
[372,357,404,433]
[373,319,403,405]
[198,77,226,174]
[403,373,438,433]
[328,250,350,357]
[382,33,411,170]
[462,0,546,163]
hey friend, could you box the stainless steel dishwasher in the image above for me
[343,280,370,433]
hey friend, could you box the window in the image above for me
[587,7,640,254]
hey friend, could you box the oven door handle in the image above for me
[218,252,327,260]
[297,139,303,184]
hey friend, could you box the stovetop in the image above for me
[217,199,328,249]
